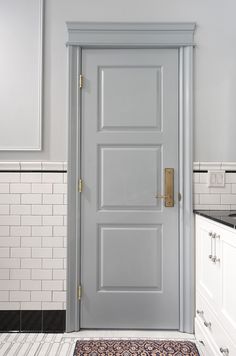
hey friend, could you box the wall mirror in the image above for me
[0,0,43,150]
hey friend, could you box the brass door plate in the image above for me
[165,168,174,207]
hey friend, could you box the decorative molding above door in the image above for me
[66,22,196,333]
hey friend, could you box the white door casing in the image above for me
[66,22,196,333]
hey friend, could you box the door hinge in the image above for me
[178,192,182,202]
[77,285,82,300]
[78,179,83,193]
[79,74,83,88]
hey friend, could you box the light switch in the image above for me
[207,171,225,187]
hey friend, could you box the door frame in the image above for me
[66,22,196,333]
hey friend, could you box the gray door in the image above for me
[80,49,179,329]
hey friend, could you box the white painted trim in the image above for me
[66,22,196,333]
[0,161,66,171]
[0,0,44,151]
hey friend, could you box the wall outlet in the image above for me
[207,171,225,187]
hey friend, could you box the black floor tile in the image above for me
[0,311,20,331]
[21,310,42,332]
[42,310,66,332]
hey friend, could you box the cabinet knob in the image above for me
[220,347,229,355]
[204,321,211,328]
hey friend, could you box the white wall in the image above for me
[0,0,236,161]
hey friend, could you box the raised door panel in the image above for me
[98,66,162,131]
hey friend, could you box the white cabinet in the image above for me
[195,215,236,356]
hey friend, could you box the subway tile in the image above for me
[0,291,9,301]
[0,258,20,268]
[42,162,64,171]
[42,280,63,291]
[53,205,67,215]
[21,173,41,183]
[63,162,67,171]
[0,173,20,182]
[10,226,31,236]
[53,226,66,237]
[193,183,210,194]
[63,237,67,247]
[10,184,31,193]
[0,215,20,226]
[43,194,63,205]
[63,216,67,226]
[0,310,20,330]
[0,184,9,193]
[21,280,41,291]
[32,248,52,258]
[193,173,200,183]
[0,269,10,279]
[231,184,236,193]
[11,248,31,258]
[0,302,20,310]
[52,291,66,302]
[21,236,41,247]
[225,173,236,183]
[21,216,42,226]
[63,194,67,204]
[21,259,41,269]
[193,194,199,205]
[0,162,20,170]
[199,173,208,184]
[32,269,52,280]
[42,173,64,183]
[43,216,63,226]
[42,259,63,269]
[21,194,42,204]
[53,248,66,258]
[42,302,63,310]
[32,226,52,236]
[221,194,236,204]
[0,205,9,215]
[42,236,63,247]
[31,291,52,302]
[42,310,66,331]
[32,184,52,194]
[0,194,20,204]
[0,237,20,247]
[209,185,231,194]
[53,184,67,194]
[199,194,221,205]
[21,302,42,311]
[0,226,9,236]
[0,280,20,290]
[194,204,231,210]
[10,291,30,301]
[53,269,66,280]
[0,248,9,257]
[10,269,30,280]
[32,204,52,215]
[10,205,31,215]
[63,173,67,184]
[20,162,42,170]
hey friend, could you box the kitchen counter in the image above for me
[194,210,236,229]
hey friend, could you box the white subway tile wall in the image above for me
[0,161,235,311]
[0,163,67,310]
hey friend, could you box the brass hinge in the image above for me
[77,285,82,300]
[78,179,83,193]
[79,74,83,88]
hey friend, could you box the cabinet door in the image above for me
[219,227,236,343]
[196,215,221,309]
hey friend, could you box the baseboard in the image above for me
[0,310,66,332]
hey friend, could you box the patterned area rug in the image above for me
[73,339,200,355]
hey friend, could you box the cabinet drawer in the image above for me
[195,317,219,356]
[196,292,236,355]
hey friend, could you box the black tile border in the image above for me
[0,310,66,333]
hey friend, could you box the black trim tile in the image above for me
[0,311,20,331]
[42,310,66,332]
[21,310,42,332]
